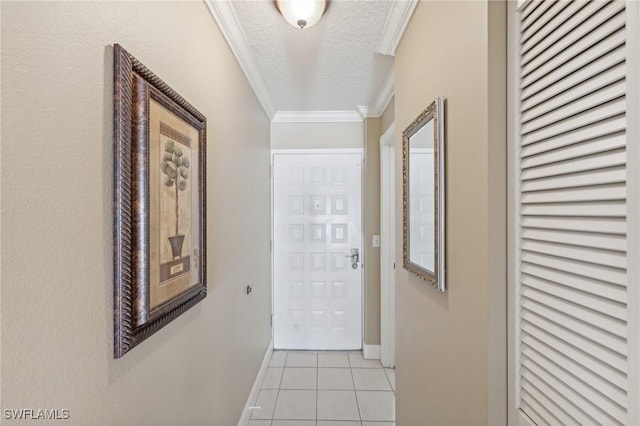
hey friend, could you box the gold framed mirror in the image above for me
[402,96,446,291]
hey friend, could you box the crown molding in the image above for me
[205,0,276,119]
[206,0,398,121]
[272,111,364,123]
[374,67,395,115]
[357,66,394,118]
[357,106,374,119]
[377,0,419,56]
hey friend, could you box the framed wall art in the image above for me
[402,96,446,292]
[113,44,207,358]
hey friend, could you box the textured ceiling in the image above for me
[230,0,394,112]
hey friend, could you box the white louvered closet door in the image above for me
[513,1,636,425]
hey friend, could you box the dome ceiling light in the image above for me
[274,0,330,29]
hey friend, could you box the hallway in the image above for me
[3,0,640,425]
[250,351,395,425]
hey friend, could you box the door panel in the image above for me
[273,153,362,350]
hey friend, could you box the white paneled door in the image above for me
[273,152,362,350]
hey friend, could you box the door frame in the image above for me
[628,2,640,421]
[380,124,396,368]
[271,148,365,349]
[506,1,523,424]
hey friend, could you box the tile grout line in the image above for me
[270,351,288,423]
[383,368,395,396]
[348,352,363,424]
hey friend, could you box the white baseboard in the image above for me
[237,337,273,426]
[363,341,381,360]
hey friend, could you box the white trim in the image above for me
[380,123,395,147]
[374,67,395,116]
[625,2,640,424]
[204,0,276,119]
[507,2,522,424]
[380,123,396,369]
[237,338,274,426]
[357,106,375,120]
[272,110,363,123]
[377,0,419,56]
[358,67,395,119]
[362,342,381,360]
[516,0,531,12]
[434,96,446,292]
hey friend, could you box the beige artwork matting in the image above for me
[149,98,200,310]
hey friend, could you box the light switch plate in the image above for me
[372,235,380,247]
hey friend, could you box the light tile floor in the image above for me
[250,351,395,426]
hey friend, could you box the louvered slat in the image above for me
[520,79,625,133]
[521,116,625,157]
[521,0,559,33]
[520,200,625,217]
[521,184,625,204]
[521,251,625,286]
[520,167,626,192]
[520,28,625,102]
[520,1,578,49]
[520,398,554,426]
[521,98,625,146]
[521,377,586,425]
[521,240,625,268]
[523,323,628,389]
[521,298,627,355]
[521,216,626,235]
[521,1,621,71]
[517,2,629,423]
[521,310,628,373]
[521,284,626,337]
[520,0,538,20]
[522,349,626,424]
[521,228,625,252]
[521,44,625,107]
[520,262,627,303]
[521,62,625,122]
[521,150,625,179]
[522,334,627,406]
[523,361,613,425]
[522,132,625,168]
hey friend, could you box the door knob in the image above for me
[345,248,359,269]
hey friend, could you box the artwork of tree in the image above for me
[161,140,190,236]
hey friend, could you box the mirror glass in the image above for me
[402,96,445,291]
[408,118,435,272]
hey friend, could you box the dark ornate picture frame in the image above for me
[113,44,207,358]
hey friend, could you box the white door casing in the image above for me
[273,151,363,350]
[380,123,396,368]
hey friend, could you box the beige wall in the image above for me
[394,1,506,425]
[363,118,382,345]
[271,121,363,149]
[1,2,271,425]
[381,96,395,135]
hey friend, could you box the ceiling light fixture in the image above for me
[274,0,330,29]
